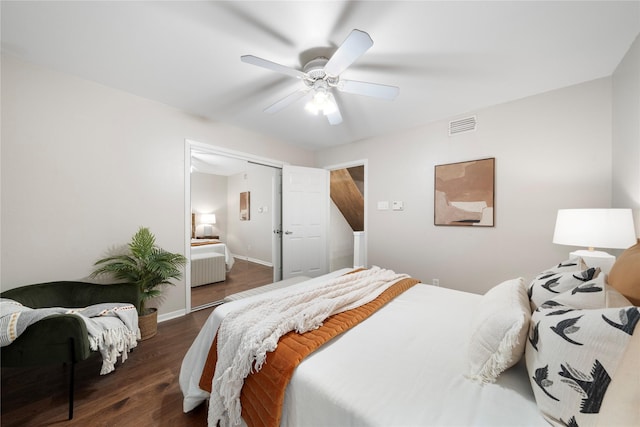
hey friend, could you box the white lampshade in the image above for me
[305,89,338,116]
[199,213,216,225]
[552,209,637,250]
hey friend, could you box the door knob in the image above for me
[284,231,293,235]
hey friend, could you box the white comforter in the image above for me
[180,271,547,426]
[191,240,235,271]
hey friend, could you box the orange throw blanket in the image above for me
[199,276,419,427]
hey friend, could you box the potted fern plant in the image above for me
[91,227,187,340]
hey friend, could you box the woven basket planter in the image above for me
[138,308,158,340]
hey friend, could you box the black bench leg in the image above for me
[69,360,75,419]
[68,339,75,420]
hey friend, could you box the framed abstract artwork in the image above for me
[434,158,495,227]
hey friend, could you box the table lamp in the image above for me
[199,213,217,238]
[552,208,637,273]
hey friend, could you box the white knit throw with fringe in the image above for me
[0,300,139,375]
[80,307,140,375]
[208,266,409,427]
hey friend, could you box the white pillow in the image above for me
[467,277,531,383]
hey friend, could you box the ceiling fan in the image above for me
[241,29,399,125]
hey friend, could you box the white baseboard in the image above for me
[158,309,186,323]
[247,257,273,267]
[230,254,273,268]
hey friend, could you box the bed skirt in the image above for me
[191,253,225,287]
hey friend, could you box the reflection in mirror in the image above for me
[190,151,281,310]
[239,191,250,221]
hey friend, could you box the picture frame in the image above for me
[434,158,495,227]
[240,191,250,221]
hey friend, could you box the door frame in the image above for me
[324,159,368,268]
[184,139,286,313]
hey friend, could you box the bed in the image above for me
[191,239,235,271]
[180,243,640,427]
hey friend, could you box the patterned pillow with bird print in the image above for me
[528,261,600,311]
[525,281,638,427]
[544,275,631,311]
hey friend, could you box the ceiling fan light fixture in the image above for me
[323,92,338,115]
[242,29,397,123]
[305,89,337,116]
[304,100,320,115]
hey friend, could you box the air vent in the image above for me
[449,116,477,136]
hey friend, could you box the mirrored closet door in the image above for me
[189,148,282,310]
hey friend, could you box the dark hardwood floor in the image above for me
[1,306,214,426]
[191,259,274,308]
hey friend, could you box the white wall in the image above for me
[612,33,640,236]
[316,78,613,294]
[0,55,314,317]
[191,172,227,240]
[225,164,276,265]
[329,201,354,270]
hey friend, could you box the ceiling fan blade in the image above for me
[324,29,373,77]
[264,88,310,114]
[338,79,399,100]
[326,93,343,125]
[241,55,306,80]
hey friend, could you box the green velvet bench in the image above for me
[0,281,140,419]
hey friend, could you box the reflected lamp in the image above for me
[199,213,217,238]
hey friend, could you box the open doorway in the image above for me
[327,160,367,270]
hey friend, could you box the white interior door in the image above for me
[282,165,330,279]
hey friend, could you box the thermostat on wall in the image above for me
[392,201,404,211]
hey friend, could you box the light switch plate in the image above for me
[377,201,389,210]
[392,201,404,211]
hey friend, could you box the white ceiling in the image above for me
[191,148,255,175]
[2,1,639,151]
